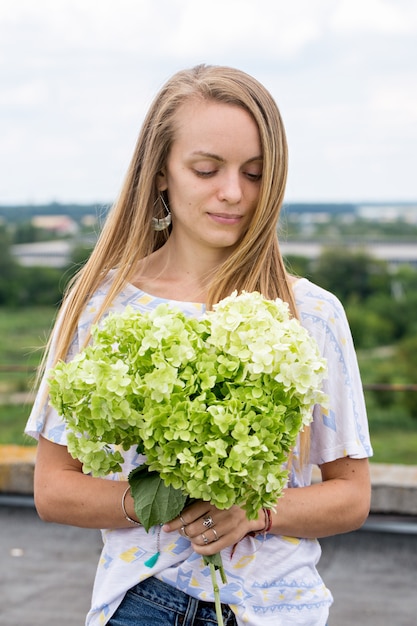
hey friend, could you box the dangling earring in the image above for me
[152,194,172,231]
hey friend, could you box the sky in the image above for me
[1,0,416,205]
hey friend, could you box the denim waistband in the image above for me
[109,576,237,626]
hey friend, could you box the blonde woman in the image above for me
[27,64,372,626]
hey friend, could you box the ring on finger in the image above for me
[180,525,189,538]
[211,528,219,542]
[202,515,215,529]
[201,533,209,545]
[179,515,187,525]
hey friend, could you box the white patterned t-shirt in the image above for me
[25,272,373,626]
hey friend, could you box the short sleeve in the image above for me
[294,280,373,465]
[25,314,80,445]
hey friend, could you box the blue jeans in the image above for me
[108,576,237,626]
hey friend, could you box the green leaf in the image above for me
[204,553,227,584]
[128,466,187,532]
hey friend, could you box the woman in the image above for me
[26,64,372,626]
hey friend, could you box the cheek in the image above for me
[168,176,201,207]
[244,180,261,202]
[168,192,196,215]
[248,191,260,212]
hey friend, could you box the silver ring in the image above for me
[179,515,187,525]
[180,525,189,538]
[202,515,215,529]
[201,533,209,545]
[211,528,219,542]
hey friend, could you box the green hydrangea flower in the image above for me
[48,291,327,520]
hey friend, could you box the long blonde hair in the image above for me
[38,64,308,457]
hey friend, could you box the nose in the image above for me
[217,171,242,204]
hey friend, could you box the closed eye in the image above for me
[194,169,217,178]
[245,172,262,181]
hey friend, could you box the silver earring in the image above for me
[152,194,172,231]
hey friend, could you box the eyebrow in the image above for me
[190,150,263,164]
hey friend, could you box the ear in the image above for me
[156,169,168,192]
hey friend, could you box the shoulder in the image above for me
[77,271,139,344]
[294,277,347,318]
[293,278,352,350]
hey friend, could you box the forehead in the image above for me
[171,99,262,156]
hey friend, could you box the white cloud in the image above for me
[0,0,416,203]
[331,0,417,34]
[369,84,417,125]
[169,1,325,60]
[0,80,47,108]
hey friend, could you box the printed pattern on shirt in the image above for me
[25,274,372,626]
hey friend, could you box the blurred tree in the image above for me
[366,289,417,342]
[0,225,21,305]
[396,336,417,418]
[15,265,63,307]
[283,254,312,279]
[12,222,50,244]
[345,305,395,349]
[68,244,94,269]
[310,247,391,304]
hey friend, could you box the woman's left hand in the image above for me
[162,501,265,555]
[162,457,372,552]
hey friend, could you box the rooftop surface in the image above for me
[1,503,416,626]
[1,447,417,626]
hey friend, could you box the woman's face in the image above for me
[158,99,263,255]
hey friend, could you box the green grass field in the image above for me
[0,307,56,445]
[0,404,35,446]
[1,307,416,464]
[0,306,55,393]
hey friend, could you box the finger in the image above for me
[179,524,190,538]
[178,513,218,540]
[201,532,210,545]
[192,532,227,555]
[163,502,213,533]
[202,514,215,529]
[198,527,221,546]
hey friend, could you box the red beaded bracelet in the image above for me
[247,508,272,537]
[262,508,273,534]
[231,509,273,558]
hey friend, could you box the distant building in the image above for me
[31,215,79,235]
[81,215,98,227]
[11,239,417,269]
[280,241,417,268]
[11,240,73,267]
[356,204,417,224]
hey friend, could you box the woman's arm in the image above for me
[163,456,371,555]
[36,434,371,545]
[272,456,371,538]
[34,435,139,529]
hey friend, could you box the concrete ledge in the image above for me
[369,463,417,515]
[0,445,37,494]
[1,445,417,516]
[312,463,417,516]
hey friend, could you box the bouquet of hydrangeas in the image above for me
[48,291,327,625]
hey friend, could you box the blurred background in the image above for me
[1,0,416,462]
[0,2,416,624]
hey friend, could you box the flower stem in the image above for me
[209,562,225,626]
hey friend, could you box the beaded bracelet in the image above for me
[247,508,272,538]
[121,485,142,526]
[261,508,273,534]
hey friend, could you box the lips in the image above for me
[208,212,242,224]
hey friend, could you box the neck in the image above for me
[133,239,232,303]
